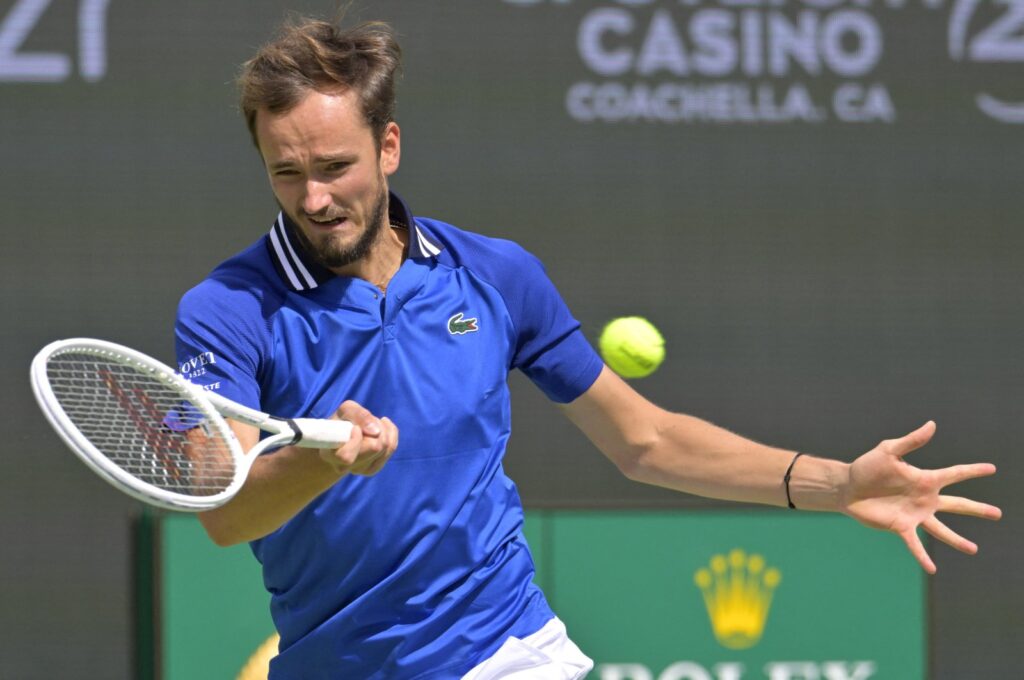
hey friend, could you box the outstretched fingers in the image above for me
[938,494,1002,520]
[888,420,937,458]
[864,422,999,573]
[922,516,978,555]
[900,528,937,575]
[936,463,998,488]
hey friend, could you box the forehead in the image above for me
[255,89,373,159]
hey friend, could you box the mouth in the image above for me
[306,215,348,229]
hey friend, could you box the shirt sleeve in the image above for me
[503,246,603,403]
[174,278,267,411]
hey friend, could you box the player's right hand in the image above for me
[317,400,398,476]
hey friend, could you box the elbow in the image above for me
[207,532,242,549]
[198,511,246,548]
[610,411,669,483]
[610,437,660,484]
[616,452,652,484]
[616,455,644,482]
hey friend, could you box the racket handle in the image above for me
[291,418,354,448]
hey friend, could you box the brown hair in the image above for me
[238,18,402,149]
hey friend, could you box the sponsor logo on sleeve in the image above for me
[178,351,218,384]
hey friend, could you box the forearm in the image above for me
[625,411,849,510]
[566,368,1000,572]
[563,367,850,511]
[199,446,344,546]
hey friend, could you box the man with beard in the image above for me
[174,17,1001,680]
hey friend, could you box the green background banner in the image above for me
[157,511,923,679]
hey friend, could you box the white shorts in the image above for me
[461,618,594,680]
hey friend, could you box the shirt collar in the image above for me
[265,191,443,293]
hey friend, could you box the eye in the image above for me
[272,168,300,178]
[325,162,349,173]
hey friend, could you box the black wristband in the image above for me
[783,452,804,510]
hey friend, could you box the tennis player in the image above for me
[174,18,1001,680]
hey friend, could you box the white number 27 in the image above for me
[0,0,111,82]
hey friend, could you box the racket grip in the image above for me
[291,418,354,448]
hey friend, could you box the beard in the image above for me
[290,182,389,270]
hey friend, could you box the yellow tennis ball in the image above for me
[599,316,665,378]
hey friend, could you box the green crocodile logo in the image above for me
[448,312,479,335]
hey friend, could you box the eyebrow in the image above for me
[268,153,357,171]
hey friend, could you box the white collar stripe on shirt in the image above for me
[415,228,442,258]
[268,222,308,292]
[274,215,319,290]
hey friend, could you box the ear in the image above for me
[379,122,400,177]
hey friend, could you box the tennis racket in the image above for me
[31,338,353,512]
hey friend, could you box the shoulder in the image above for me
[419,217,549,286]
[417,216,573,339]
[176,237,285,329]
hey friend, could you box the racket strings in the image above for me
[46,354,237,496]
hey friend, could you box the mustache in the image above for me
[273,198,348,223]
[303,208,347,221]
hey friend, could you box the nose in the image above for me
[302,180,332,216]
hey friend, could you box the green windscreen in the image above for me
[158,510,923,679]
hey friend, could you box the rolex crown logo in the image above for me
[694,548,781,650]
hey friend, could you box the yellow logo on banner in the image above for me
[694,548,781,650]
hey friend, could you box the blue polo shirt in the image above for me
[175,193,603,679]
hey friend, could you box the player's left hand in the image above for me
[839,421,1001,574]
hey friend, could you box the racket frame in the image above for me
[30,339,318,512]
